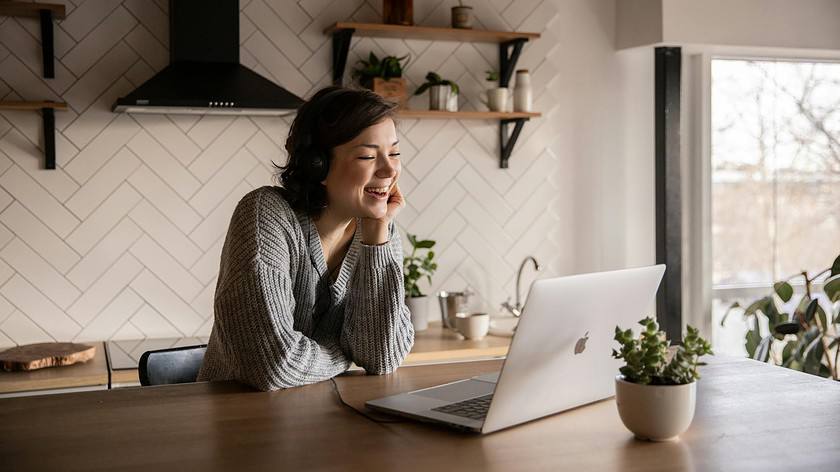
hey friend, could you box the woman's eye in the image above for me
[358,156,375,160]
[389,153,401,158]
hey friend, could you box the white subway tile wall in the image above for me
[0,0,568,346]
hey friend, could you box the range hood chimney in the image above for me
[113,0,303,116]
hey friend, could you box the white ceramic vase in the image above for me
[615,376,696,441]
[405,296,429,332]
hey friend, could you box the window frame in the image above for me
[684,47,840,344]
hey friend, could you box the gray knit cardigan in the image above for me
[197,186,415,390]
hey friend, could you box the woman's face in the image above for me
[322,118,400,220]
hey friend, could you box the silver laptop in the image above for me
[366,265,666,434]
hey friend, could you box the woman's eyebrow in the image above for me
[353,140,400,149]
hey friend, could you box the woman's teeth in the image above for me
[364,186,389,198]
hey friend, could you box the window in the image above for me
[710,58,840,354]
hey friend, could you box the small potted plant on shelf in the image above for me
[414,72,459,112]
[403,233,438,332]
[352,52,411,108]
[612,317,713,441]
[481,69,508,112]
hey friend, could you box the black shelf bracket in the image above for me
[332,28,355,86]
[39,8,54,78]
[499,39,527,87]
[42,106,56,169]
[499,118,528,168]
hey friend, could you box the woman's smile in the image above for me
[363,184,391,199]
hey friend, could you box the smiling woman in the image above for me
[197,87,415,391]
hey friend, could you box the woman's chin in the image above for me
[360,203,387,219]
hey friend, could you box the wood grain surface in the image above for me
[0,343,95,371]
[324,21,540,43]
[0,343,107,393]
[1,356,838,471]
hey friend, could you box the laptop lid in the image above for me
[481,265,665,433]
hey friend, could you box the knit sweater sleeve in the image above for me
[340,223,415,374]
[213,260,351,390]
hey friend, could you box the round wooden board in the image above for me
[0,342,96,371]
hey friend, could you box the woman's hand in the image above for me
[361,183,405,245]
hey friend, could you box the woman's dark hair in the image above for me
[276,86,398,216]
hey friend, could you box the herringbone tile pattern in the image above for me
[0,0,564,347]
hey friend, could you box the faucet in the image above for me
[501,256,541,317]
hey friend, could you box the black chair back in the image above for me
[138,344,207,386]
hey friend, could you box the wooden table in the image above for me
[2,355,838,471]
[0,342,108,397]
[109,322,511,386]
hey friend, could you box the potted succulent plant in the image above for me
[612,317,713,441]
[352,52,411,108]
[403,233,438,332]
[414,72,459,111]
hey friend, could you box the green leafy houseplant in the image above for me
[414,72,460,96]
[352,52,410,83]
[403,234,438,298]
[485,69,499,82]
[721,254,840,380]
[613,317,713,385]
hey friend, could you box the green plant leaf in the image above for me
[774,281,794,302]
[414,82,431,96]
[804,298,819,323]
[744,297,770,317]
[745,326,761,358]
[773,321,800,336]
[831,254,840,277]
[824,274,840,303]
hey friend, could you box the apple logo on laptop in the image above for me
[574,332,589,355]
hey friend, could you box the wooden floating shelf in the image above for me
[325,22,540,43]
[0,2,66,78]
[0,1,66,18]
[0,101,68,111]
[326,22,541,168]
[397,110,541,120]
[0,101,67,170]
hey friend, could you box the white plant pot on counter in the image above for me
[405,295,429,332]
[615,376,696,441]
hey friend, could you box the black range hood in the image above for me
[113,0,303,116]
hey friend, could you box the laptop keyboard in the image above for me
[431,394,494,421]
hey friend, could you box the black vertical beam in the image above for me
[42,107,56,169]
[655,47,682,343]
[332,29,354,86]
[39,9,54,78]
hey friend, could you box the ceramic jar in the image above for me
[513,69,532,112]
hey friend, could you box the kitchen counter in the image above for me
[106,322,510,387]
[0,322,511,394]
[0,342,108,397]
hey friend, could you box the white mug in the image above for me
[455,312,490,340]
[480,87,508,112]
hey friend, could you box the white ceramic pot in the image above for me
[615,375,696,441]
[405,296,429,332]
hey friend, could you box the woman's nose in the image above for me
[376,155,398,177]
